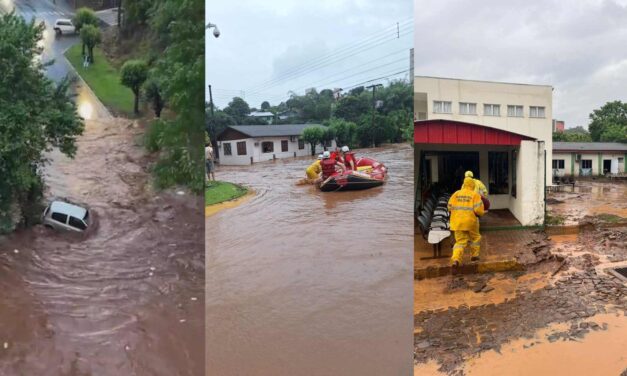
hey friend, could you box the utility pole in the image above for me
[366,84,382,147]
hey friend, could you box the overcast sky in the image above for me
[207,0,413,109]
[414,0,627,129]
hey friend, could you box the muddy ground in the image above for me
[0,119,204,375]
[414,181,627,375]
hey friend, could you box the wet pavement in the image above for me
[0,119,204,375]
[547,181,627,225]
[414,219,627,375]
[2,0,111,120]
[206,144,414,376]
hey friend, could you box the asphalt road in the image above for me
[2,0,111,120]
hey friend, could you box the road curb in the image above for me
[61,45,113,120]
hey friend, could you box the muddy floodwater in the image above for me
[206,144,414,376]
[0,119,204,375]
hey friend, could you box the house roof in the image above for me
[249,111,274,117]
[225,124,324,138]
[553,142,627,152]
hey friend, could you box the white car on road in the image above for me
[42,200,91,232]
[53,18,76,35]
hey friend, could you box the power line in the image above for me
[246,21,413,93]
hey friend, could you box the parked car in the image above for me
[53,19,76,35]
[42,200,90,232]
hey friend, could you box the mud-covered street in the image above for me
[206,144,414,376]
[414,181,627,376]
[0,119,204,375]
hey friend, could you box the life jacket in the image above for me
[344,152,356,170]
[320,158,336,179]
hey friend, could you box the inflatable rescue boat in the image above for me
[319,157,387,192]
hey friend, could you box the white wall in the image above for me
[553,152,626,176]
[414,76,554,184]
[510,140,545,226]
[218,137,336,165]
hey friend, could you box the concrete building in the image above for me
[414,76,553,226]
[216,124,336,165]
[552,142,627,177]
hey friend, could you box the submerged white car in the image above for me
[42,200,90,232]
[53,19,76,35]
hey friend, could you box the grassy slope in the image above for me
[65,44,135,115]
[205,181,247,206]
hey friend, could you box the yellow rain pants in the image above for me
[451,224,481,264]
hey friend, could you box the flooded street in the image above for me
[0,119,204,375]
[206,144,414,376]
[548,181,627,225]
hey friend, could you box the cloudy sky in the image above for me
[206,0,413,109]
[414,0,627,128]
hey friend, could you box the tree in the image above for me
[302,127,324,156]
[80,24,101,63]
[600,123,627,143]
[0,13,83,232]
[327,118,357,147]
[120,60,148,114]
[260,101,270,111]
[223,97,250,124]
[73,8,98,56]
[143,77,165,118]
[588,101,627,141]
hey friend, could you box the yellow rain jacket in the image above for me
[306,160,322,179]
[473,179,488,197]
[448,178,485,231]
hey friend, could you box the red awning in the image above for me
[414,119,534,146]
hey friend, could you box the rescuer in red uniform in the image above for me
[342,145,356,170]
[320,151,345,179]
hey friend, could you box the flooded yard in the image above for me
[206,144,414,376]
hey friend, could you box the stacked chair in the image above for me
[417,188,452,259]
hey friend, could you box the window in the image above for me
[281,140,288,152]
[581,160,592,169]
[261,141,274,153]
[236,141,247,155]
[298,139,305,150]
[488,152,509,194]
[459,102,477,115]
[484,104,500,116]
[51,212,68,224]
[433,101,452,114]
[552,159,565,169]
[223,143,232,156]
[511,150,517,198]
[530,106,546,118]
[507,105,524,117]
[69,216,87,230]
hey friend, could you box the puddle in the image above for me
[463,312,627,376]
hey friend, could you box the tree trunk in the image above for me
[133,89,139,114]
[81,41,85,56]
[89,46,94,63]
[310,143,316,156]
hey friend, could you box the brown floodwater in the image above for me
[0,119,204,375]
[548,182,627,225]
[206,144,414,376]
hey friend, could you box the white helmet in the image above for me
[317,154,323,160]
[341,145,349,152]
[322,151,331,158]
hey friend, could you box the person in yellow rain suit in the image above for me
[448,177,485,266]
[305,156,323,183]
[464,170,488,197]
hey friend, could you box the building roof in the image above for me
[249,111,274,117]
[553,142,627,152]
[225,124,324,138]
[414,119,535,145]
[414,75,553,89]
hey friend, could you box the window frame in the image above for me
[507,105,524,118]
[236,141,247,156]
[488,151,510,195]
[529,106,546,118]
[484,103,500,117]
[581,159,592,169]
[459,102,477,115]
[281,140,288,152]
[298,139,305,150]
[51,211,68,224]
[68,216,87,230]
[223,142,232,156]
[433,100,452,114]
[261,141,274,153]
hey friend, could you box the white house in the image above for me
[216,124,336,165]
[552,142,627,177]
[414,76,553,226]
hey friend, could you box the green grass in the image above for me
[65,44,135,115]
[205,181,247,206]
[595,213,624,223]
